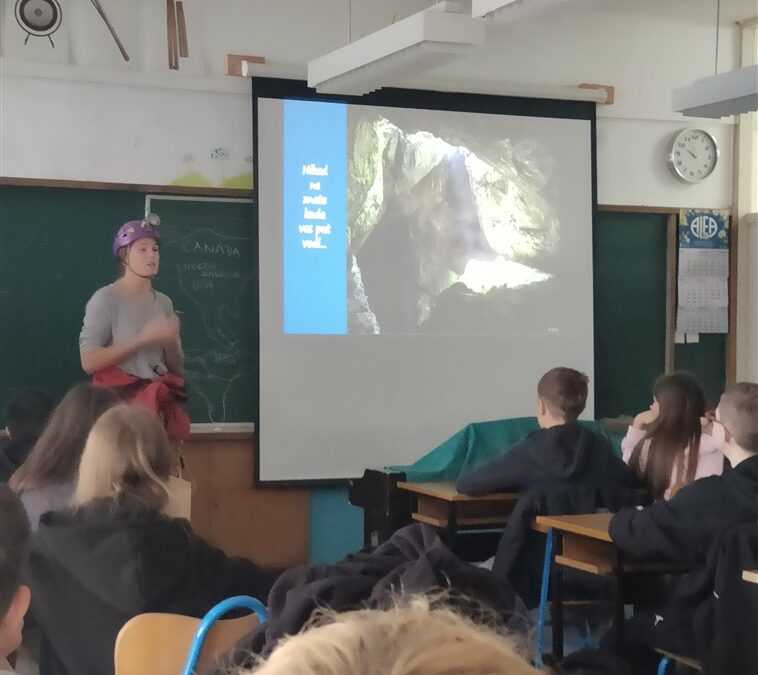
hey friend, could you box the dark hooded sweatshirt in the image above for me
[456,422,639,605]
[610,455,758,563]
[605,456,758,673]
[28,497,278,675]
[456,421,635,496]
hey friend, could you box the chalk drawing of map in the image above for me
[160,226,255,423]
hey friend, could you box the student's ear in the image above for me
[537,398,547,417]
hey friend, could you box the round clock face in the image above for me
[668,129,718,183]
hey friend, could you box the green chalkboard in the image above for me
[146,196,256,423]
[593,212,669,418]
[674,332,726,409]
[593,210,726,417]
[0,185,256,424]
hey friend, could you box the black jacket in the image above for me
[456,422,635,496]
[609,455,758,563]
[457,423,639,606]
[214,523,528,671]
[29,497,278,675]
[694,521,758,675]
[610,456,758,673]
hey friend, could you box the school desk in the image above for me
[533,513,692,661]
[396,481,518,550]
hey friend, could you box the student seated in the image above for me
[456,367,634,496]
[609,382,758,673]
[0,485,32,674]
[244,595,538,675]
[456,367,637,605]
[9,383,119,529]
[28,404,279,675]
[0,389,52,484]
[622,372,722,500]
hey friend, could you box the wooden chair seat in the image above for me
[115,611,259,675]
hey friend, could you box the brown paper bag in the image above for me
[165,474,192,520]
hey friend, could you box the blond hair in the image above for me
[245,596,538,675]
[719,382,758,453]
[74,404,172,510]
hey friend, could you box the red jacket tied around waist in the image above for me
[92,366,190,442]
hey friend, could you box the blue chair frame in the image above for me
[534,527,554,667]
[181,595,268,675]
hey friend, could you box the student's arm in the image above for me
[620,425,646,463]
[456,439,535,495]
[609,481,715,561]
[141,521,279,614]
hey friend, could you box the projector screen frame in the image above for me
[251,76,598,486]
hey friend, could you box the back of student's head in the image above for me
[718,382,758,453]
[5,388,52,447]
[0,484,31,658]
[536,367,588,423]
[245,596,537,675]
[630,371,707,499]
[9,383,120,494]
[74,404,172,511]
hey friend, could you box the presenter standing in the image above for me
[79,214,189,441]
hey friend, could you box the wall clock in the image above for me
[668,128,719,184]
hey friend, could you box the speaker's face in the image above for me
[15,0,62,36]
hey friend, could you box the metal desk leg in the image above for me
[446,502,458,553]
[534,528,554,667]
[551,531,565,661]
[611,546,625,647]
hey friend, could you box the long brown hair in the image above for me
[9,384,120,493]
[629,372,706,499]
[74,404,172,511]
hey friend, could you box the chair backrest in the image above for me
[114,611,259,675]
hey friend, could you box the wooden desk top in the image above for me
[533,513,613,542]
[396,481,517,502]
[743,569,758,584]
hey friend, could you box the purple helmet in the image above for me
[113,213,161,257]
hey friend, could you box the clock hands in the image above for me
[687,150,697,159]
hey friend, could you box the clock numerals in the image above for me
[670,129,717,183]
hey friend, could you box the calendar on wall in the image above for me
[676,209,729,334]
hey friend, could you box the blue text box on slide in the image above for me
[283,99,347,334]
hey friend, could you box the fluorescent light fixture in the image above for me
[472,0,589,21]
[673,65,758,118]
[307,1,486,96]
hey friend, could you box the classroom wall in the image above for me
[0,1,740,207]
[2,0,754,563]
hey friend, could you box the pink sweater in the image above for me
[621,425,724,499]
